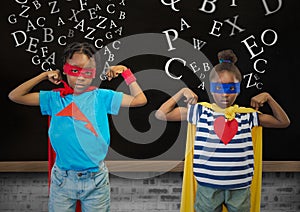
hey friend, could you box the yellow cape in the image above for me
[180,103,263,212]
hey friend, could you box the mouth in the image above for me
[220,99,229,104]
[74,84,86,89]
[219,99,231,107]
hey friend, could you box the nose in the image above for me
[77,75,85,80]
[221,92,230,97]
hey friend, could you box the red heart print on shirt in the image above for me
[214,116,238,145]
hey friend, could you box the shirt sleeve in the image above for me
[187,104,200,125]
[99,89,123,115]
[39,90,52,115]
[249,111,260,128]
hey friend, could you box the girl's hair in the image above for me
[62,42,97,64]
[209,49,242,82]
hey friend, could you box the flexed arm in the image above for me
[155,88,198,121]
[106,65,147,107]
[251,92,290,128]
[8,70,61,106]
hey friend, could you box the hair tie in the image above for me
[219,59,232,63]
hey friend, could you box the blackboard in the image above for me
[1,0,299,164]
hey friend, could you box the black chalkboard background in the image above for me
[1,0,299,161]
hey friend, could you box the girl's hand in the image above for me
[47,70,61,85]
[182,88,198,105]
[250,92,270,110]
[106,65,127,81]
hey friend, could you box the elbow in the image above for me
[282,119,291,128]
[135,95,147,107]
[136,96,147,107]
[279,116,291,128]
[155,110,166,121]
[8,91,17,103]
[274,119,291,128]
[141,96,147,106]
[130,97,147,107]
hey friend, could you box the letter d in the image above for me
[261,0,282,16]
[11,30,27,47]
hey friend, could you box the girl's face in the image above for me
[211,70,240,109]
[64,52,95,94]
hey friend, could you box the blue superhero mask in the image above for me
[210,82,240,94]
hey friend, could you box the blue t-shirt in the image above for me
[40,89,123,171]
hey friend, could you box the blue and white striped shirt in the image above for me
[187,103,259,190]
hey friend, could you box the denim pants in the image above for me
[49,161,110,212]
[195,184,251,212]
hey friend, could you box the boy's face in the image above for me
[210,70,240,109]
[64,52,95,93]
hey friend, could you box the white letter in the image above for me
[162,29,178,51]
[199,0,217,14]
[254,58,267,73]
[241,35,264,59]
[43,28,54,42]
[261,29,278,46]
[79,0,87,11]
[25,37,39,53]
[58,36,66,45]
[261,0,282,16]
[209,20,223,37]
[11,30,27,47]
[165,57,186,80]
[8,14,17,24]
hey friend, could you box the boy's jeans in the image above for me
[49,161,110,212]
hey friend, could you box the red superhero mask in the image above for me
[63,63,96,78]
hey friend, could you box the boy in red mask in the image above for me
[9,42,147,212]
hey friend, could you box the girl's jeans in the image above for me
[49,161,110,212]
[195,184,251,212]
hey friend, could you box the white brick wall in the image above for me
[0,172,299,212]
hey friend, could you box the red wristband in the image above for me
[121,68,136,85]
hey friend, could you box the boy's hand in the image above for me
[251,92,270,110]
[106,65,127,81]
[47,70,61,85]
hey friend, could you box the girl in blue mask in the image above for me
[155,49,290,212]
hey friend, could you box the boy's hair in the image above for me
[209,49,242,82]
[62,42,97,64]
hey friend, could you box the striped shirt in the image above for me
[187,103,259,189]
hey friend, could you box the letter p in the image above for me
[162,29,178,51]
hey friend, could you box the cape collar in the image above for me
[199,102,259,121]
[53,80,97,97]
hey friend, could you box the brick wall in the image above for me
[0,172,299,212]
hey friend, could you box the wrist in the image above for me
[40,71,49,80]
[120,66,128,72]
[265,92,272,103]
[181,88,189,97]
[121,68,136,85]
